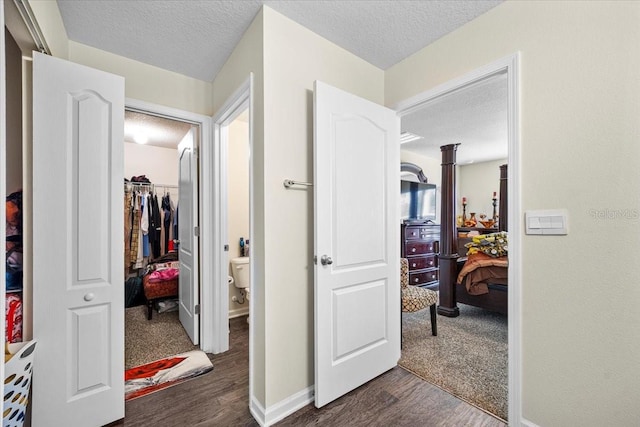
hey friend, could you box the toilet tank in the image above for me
[230,257,250,288]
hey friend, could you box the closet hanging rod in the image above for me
[283,179,313,189]
[125,182,179,189]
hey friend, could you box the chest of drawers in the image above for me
[401,223,440,290]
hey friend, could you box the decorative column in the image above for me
[437,144,460,317]
[499,164,508,232]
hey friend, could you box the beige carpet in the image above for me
[125,305,198,369]
[399,304,508,421]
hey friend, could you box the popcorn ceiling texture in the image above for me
[56,0,502,82]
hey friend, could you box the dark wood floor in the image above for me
[116,316,505,427]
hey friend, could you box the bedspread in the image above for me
[456,253,508,295]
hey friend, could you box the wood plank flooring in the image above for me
[116,316,505,427]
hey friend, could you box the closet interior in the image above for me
[123,110,198,369]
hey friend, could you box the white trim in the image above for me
[124,98,214,351]
[228,307,250,319]
[210,75,253,355]
[394,53,522,424]
[521,417,543,427]
[250,386,315,427]
[210,75,255,414]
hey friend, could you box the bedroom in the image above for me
[399,70,509,420]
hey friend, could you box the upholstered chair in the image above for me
[401,258,438,336]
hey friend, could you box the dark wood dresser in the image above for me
[401,222,440,290]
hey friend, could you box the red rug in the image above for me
[125,350,213,400]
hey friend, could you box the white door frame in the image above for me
[391,53,522,423]
[125,98,213,351]
[209,74,253,363]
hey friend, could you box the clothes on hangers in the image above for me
[162,193,173,254]
[149,193,162,258]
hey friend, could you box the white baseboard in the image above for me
[249,386,314,426]
[521,417,542,427]
[228,307,249,319]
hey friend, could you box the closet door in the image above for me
[178,128,200,344]
[32,52,124,426]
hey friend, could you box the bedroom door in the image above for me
[314,81,400,407]
[32,52,125,426]
[178,128,200,344]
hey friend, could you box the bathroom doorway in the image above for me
[225,108,251,321]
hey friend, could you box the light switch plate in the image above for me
[525,209,568,235]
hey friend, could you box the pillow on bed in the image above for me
[465,231,508,257]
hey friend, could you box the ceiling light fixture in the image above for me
[400,131,423,144]
[134,133,148,145]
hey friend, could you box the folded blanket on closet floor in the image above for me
[148,268,179,283]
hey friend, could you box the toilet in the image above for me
[230,256,250,302]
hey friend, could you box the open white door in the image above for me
[32,53,124,425]
[314,81,400,407]
[178,129,200,344]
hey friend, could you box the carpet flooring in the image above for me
[399,303,508,421]
[125,305,198,369]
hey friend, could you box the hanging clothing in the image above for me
[173,202,179,243]
[141,193,150,258]
[130,193,141,265]
[124,191,132,275]
[149,193,162,258]
[162,194,172,253]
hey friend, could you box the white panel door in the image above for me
[32,52,124,426]
[178,129,199,344]
[314,81,400,407]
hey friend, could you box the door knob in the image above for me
[320,255,333,266]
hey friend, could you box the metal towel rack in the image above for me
[283,179,313,189]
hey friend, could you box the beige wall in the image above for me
[227,118,250,318]
[29,1,213,115]
[69,42,213,115]
[458,159,506,222]
[387,2,640,425]
[261,7,385,406]
[27,0,69,59]
[212,8,266,406]
[124,142,179,189]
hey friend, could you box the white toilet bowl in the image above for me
[230,256,250,302]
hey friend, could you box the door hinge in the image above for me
[194,226,200,236]
[224,244,229,251]
[195,304,200,315]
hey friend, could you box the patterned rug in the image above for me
[125,350,213,400]
[399,304,508,421]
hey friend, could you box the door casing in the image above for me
[125,98,213,350]
[391,52,521,423]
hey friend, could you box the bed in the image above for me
[437,143,508,317]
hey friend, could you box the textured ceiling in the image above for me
[56,0,502,82]
[60,1,505,158]
[401,72,508,164]
[124,111,192,149]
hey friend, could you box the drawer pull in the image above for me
[412,263,417,268]
[414,278,419,283]
[411,248,416,253]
